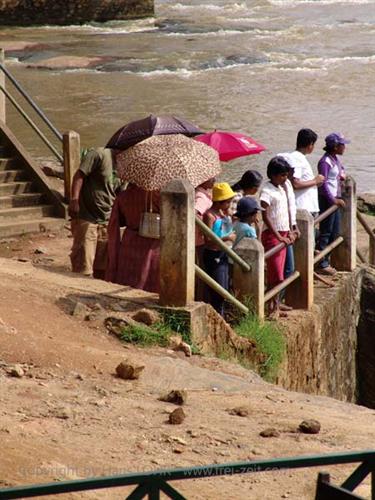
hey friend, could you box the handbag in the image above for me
[139,192,160,239]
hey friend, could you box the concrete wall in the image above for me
[357,269,375,408]
[0,0,154,26]
[277,268,366,403]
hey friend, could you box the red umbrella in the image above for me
[195,130,266,162]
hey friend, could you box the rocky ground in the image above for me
[0,206,375,499]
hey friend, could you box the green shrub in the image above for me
[234,313,285,382]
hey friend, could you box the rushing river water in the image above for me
[1,0,375,192]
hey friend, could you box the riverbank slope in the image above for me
[1,230,375,499]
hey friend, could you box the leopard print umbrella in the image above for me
[115,134,221,190]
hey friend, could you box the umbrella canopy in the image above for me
[116,134,221,191]
[106,114,202,150]
[195,130,266,162]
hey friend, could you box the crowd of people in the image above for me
[68,128,350,318]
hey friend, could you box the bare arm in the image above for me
[292,175,324,190]
[68,170,85,218]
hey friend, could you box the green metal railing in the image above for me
[1,450,375,499]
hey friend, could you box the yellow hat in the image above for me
[212,182,236,202]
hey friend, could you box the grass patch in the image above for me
[120,310,201,353]
[120,321,173,347]
[234,313,285,382]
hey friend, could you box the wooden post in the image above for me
[0,49,5,123]
[331,176,356,271]
[159,179,195,307]
[63,130,80,202]
[286,209,314,310]
[232,238,264,319]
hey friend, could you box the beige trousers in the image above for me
[70,219,108,278]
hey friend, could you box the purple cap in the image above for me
[325,132,350,147]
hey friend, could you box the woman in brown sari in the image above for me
[105,184,160,293]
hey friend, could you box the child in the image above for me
[232,197,263,249]
[203,183,236,316]
[260,157,293,316]
[231,169,263,196]
[230,169,263,216]
[316,132,349,275]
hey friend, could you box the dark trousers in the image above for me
[317,197,341,269]
[203,248,229,316]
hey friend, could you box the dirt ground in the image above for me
[1,216,375,499]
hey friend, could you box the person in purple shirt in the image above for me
[316,132,350,275]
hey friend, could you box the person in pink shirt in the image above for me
[195,177,215,299]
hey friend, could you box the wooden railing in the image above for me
[159,177,357,319]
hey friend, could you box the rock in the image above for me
[104,315,142,337]
[116,361,145,380]
[168,335,192,357]
[173,447,184,454]
[169,407,185,425]
[159,390,187,406]
[171,436,187,445]
[34,247,47,254]
[299,419,321,434]
[9,365,24,378]
[260,428,280,438]
[228,406,249,417]
[55,407,72,419]
[132,308,161,326]
[71,301,89,320]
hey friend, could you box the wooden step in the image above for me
[0,204,55,221]
[0,217,65,239]
[0,181,34,196]
[0,158,19,171]
[0,170,27,183]
[0,193,44,209]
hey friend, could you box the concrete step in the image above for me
[0,158,19,171]
[0,217,65,239]
[0,204,55,221]
[0,170,27,183]
[0,193,44,209]
[0,181,34,196]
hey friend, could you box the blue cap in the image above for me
[234,197,264,217]
[325,132,350,147]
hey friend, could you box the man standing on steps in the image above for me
[68,147,122,279]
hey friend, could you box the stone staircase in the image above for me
[0,128,66,239]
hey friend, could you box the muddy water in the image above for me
[0,0,374,191]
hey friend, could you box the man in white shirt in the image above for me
[280,128,324,217]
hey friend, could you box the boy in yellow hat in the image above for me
[203,182,236,316]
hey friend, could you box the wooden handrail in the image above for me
[195,216,251,272]
[195,265,249,314]
[314,237,344,265]
[264,271,300,303]
[314,204,338,225]
[357,210,375,242]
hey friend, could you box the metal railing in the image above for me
[1,449,375,499]
[0,53,63,162]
